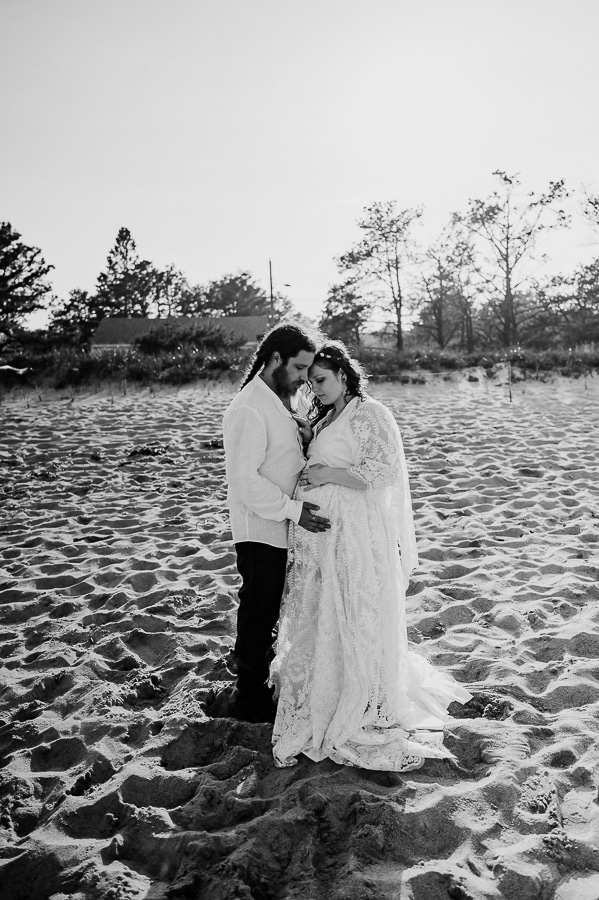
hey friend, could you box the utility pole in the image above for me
[268,261,290,322]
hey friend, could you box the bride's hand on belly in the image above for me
[300,463,331,490]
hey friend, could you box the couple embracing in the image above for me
[208,323,470,771]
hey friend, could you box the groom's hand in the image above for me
[292,414,313,445]
[298,501,330,533]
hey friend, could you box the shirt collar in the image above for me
[255,374,295,418]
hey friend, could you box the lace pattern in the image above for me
[270,397,472,770]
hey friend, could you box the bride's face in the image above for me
[309,364,344,406]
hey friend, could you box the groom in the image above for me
[209,322,330,723]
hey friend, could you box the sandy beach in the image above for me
[1,370,599,900]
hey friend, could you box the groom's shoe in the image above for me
[203,686,276,724]
[203,685,240,719]
[244,697,277,724]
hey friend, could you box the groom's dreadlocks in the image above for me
[239,323,317,389]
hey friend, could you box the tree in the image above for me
[50,232,180,342]
[456,171,568,347]
[415,224,474,349]
[202,272,270,317]
[454,255,478,354]
[415,266,461,350]
[475,289,548,349]
[96,227,157,318]
[177,282,208,316]
[201,271,293,319]
[337,202,422,351]
[536,257,599,345]
[269,292,296,322]
[153,271,293,320]
[147,264,187,318]
[582,189,599,235]
[319,279,373,348]
[48,289,106,344]
[0,222,53,339]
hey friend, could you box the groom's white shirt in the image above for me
[223,375,305,549]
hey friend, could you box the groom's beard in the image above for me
[272,363,299,399]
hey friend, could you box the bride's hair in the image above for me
[308,340,368,422]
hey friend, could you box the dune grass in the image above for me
[1,343,598,390]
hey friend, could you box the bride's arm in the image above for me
[301,463,368,491]
[301,400,405,492]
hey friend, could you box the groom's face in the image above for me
[272,350,314,398]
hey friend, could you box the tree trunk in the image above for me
[460,300,474,353]
[394,283,404,351]
[465,310,474,353]
[504,271,517,346]
[395,310,403,351]
[436,303,444,348]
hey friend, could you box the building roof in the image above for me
[91,316,270,346]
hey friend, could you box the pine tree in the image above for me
[0,222,53,338]
[48,289,106,344]
[95,227,156,317]
[320,280,373,348]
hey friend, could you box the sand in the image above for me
[1,369,599,900]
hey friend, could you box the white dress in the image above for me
[270,396,472,770]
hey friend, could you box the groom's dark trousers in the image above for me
[234,541,287,717]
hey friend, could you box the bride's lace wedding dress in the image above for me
[270,396,471,770]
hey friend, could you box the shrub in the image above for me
[358,345,599,380]
[135,322,243,354]
[3,337,598,390]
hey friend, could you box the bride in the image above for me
[270,341,471,770]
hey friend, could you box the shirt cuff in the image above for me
[286,498,304,525]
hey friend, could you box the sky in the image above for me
[1,0,598,327]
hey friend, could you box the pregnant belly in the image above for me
[295,481,336,510]
[295,481,364,530]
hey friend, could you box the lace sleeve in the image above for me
[348,398,419,584]
[348,400,402,489]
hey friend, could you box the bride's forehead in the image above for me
[309,364,336,378]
